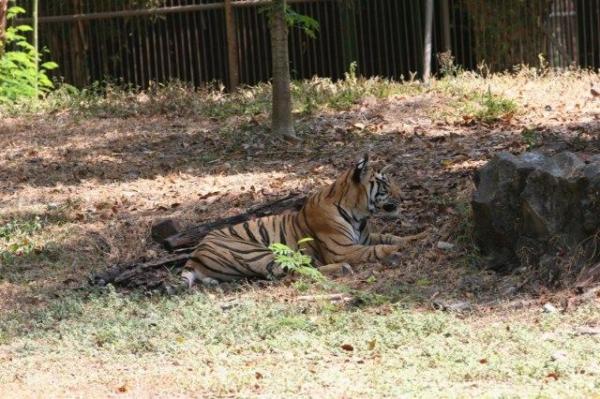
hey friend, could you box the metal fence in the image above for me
[14,0,600,89]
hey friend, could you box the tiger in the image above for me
[181,154,428,287]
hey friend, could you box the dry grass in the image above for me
[1,69,600,397]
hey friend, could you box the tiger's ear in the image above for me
[352,153,370,183]
[379,164,393,174]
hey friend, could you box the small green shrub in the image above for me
[284,6,319,38]
[473,90,517,123]
[0,6,58,103]
[521,127,542,150]
[0,216,43,265]
[437,51,462,77]
[269,238,325,282]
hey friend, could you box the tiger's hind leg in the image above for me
[181,269,219,288]
[181,235,285,287]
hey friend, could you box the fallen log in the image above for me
[162,192,306,251]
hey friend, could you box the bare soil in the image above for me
[1,72,600,397]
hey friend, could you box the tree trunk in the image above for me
[0,0,7,54]
[224,0,239,91]
[270,0,296,139]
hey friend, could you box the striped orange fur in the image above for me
[182,154,426,286]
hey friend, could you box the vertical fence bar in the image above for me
[182,1,194,86]
[382,0,391,77]
[109,0,120,83]
[183,0,194,85]
[323,1,333,78]
[441,0,451,52]
[32,0,38,92]
[371,0,380,76]
[177,0,189,82]
[339,0,354,75]
[191,6,203,84]
[384,0,396,78]
[22,0,600,88]
[149,5,160,83]
[250,7,262,83]
[316,2,328,76]
[450,0,459,66]
[416,0,425,75]
[60,0,71,84]
[459,0,466,68]
[136,14,146,86]
[422,0,433,81]
[596,0,600,68]
[363,0,373,75]
[401,0,412,74]
[143,4,153,83]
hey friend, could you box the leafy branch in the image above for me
[0,5,58,103]
[259,3,320,39]
[269,238,325,282]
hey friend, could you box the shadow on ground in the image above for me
[2,95,600,336]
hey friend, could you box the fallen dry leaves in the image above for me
[1,72,599,307]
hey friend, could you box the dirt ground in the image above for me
[1,71,600,397]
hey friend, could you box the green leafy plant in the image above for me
[461,88,517,124]
[0,5,58,103]
[475,91,517,123]
[436,51,462,78]
[521,128,542,150]
[259,4,319,39]
[0,216,43,265]
[269,238,325,282]
[284,7,319,38]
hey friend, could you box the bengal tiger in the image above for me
[181,154,427,287]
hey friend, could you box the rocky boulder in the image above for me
[472,151,600,284]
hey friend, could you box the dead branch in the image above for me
[162,192,306,251]
[566,285,600,309]
[296,293,353,302]
[90,253,190,289]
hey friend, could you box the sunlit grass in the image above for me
[1,287,599,397]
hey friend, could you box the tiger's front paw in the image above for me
[383,252,403,268]
[405,228,430,243]
[319,262,354,277]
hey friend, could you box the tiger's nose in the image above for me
[382,203,397,212]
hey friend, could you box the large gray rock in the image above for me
[472,151,600,280]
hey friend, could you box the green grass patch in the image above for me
[472,91,518,123]
[0,65,423,120]
[0,211,72,283]
[0,216,43,266]
[1,287,599,397]
[430,76,519,124]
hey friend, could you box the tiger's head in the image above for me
[334,153,401,219]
